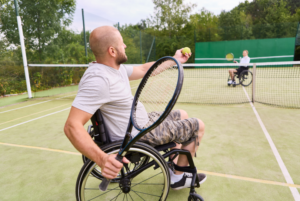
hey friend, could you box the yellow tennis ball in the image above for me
[181,47,191,55]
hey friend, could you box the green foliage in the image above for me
[148,0,196,37]
[1,0,300,96]
[1,0,76,62]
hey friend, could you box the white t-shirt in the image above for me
[239,56,251,66]
[72,62,149,142]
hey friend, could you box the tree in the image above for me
[189,8,220,42]
[0,0,76,62]
[147,0,196,37]
[286,0,300,14]
[218,8,253,40]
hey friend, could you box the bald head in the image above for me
[89,26,121,59]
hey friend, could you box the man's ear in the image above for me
[108,46,116,58]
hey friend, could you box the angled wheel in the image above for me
[82,129,150,183]
[81,127,122,183]
[76,141,170,201]
[239,70,253,87]
[188,193,204,201]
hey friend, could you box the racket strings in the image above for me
[134,60,178,130]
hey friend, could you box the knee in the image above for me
[179,109,188,120]
[197,119,205,137]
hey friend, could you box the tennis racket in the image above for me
[99,56,184,191]
[226,53,234,62]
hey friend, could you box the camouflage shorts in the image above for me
[139,110,199,147]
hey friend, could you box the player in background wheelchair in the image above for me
[228,50,251,86]
[64,25,207,195]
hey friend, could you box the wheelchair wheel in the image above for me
[76,141,170,201]
[188,193,204,201]
[239,70,253,87]
[82,146,150,183]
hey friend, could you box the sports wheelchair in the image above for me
[76,109,204,201]
[227,69,253,87]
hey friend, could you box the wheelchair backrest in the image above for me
[90,109,111,145]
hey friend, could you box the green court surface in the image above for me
[0,85,299,200]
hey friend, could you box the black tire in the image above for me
[188,193,204,201]
[76,141,170,201]
[82,130,150,183]
[239,70,253,87]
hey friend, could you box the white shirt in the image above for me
[239,56,251,66]
[72,63,148,142]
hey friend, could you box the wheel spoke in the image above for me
[86,185,120,201]
[130,183,164,185]
[84,188,120,190]
[131,190,160,197]
[128,193,134,201]
[131,172,162,188]
[108,190,122,201]
[131,190,146,201]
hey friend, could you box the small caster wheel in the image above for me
[228,84,231,86]
[188,193,204,201]
[233,83,236,87]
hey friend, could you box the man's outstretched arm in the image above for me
[129,48,191,81]
[64,107,129,179]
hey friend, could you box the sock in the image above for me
[169,168,184,183]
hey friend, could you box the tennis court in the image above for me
[1,67,299,200]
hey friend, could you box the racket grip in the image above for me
[99,154,123,191]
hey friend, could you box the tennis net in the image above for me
[3,61,299,108]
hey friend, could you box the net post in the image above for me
[14,0,32,98]
[252,63,256,103]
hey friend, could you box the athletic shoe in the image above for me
[227,80,233,84]
[171,173,207,190]
[232,81,236,85]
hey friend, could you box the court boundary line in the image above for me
[0,103,70,126]
[242,86,300,200]
[0,141,299,189]
[0,92,76,114]
[0,142,80,155]
[0,107,70,132]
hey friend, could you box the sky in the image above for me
[70,0,253,32]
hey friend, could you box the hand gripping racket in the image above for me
[99,56,184,191]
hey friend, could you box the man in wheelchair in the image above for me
[64,26,206,191]
[228,50,251,85]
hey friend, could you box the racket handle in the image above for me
[99,154,123,191]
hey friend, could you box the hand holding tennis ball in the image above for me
[181,47,191,55]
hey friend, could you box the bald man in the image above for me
[64,26,206,190]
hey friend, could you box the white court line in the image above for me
[0,93,76,114]
[242,87,300,201]
[0,107,70,132]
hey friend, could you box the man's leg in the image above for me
[175,119,205,175]
[170,109,187,164]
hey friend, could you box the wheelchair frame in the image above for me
[228,69,253,87]
[76,109,204,201]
